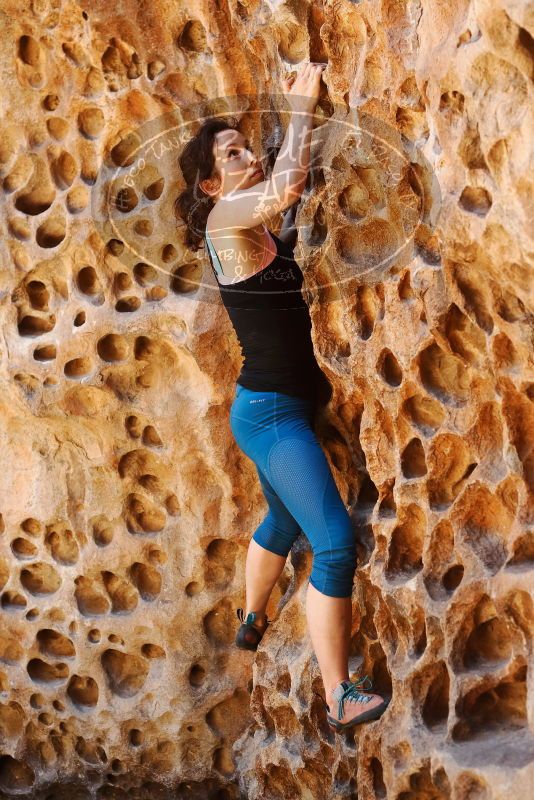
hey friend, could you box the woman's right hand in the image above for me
[282,62,326,114]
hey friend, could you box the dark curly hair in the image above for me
[174,116,241,252]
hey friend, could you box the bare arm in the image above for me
[210,63,325,232]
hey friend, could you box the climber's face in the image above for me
[200,129,264,201]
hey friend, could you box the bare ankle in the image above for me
[326,677,349,697]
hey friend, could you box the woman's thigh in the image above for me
[230,385,315,474]
[230,385,352,555]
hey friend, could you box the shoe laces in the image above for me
[337,675,374,719]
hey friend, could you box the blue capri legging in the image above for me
[230,384,357,598]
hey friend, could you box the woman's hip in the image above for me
[230,384,315,461]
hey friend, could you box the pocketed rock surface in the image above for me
[0,1,532,798]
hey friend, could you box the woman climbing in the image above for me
[175,62,390,731]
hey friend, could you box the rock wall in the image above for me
[0,1,532,798]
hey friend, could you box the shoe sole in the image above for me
[235,640,259,651]
[326,698,390,731]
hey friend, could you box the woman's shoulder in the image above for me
[206,207,231,246]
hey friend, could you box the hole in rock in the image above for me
[161,243,177,263]
[414,617,427,657]
[358,474,379,509]
[11,538,38,559]
[203,599,234,647]
[20,562,61,595]
[454,595,513,672]
[0,756,35,792]
[492,332,520,371]
[18,314,56,337]
[506,532,534,569]
[114,186,138,213]
[369,757,386,798]
[115,296,141,312]
[494,290,525,323]
[459,186,492,216]
[114,271,132,292]
[189,664,206,686]
[452,664,527,741]
[177,20,208,53]
[129,561,161,600]
[27,280,49,310]
[378,348,402,386]
[145,178,164,200]
[27,658,69,684]
[398,269,414,300]
[386,504,425,580]
[412,660,450,729]
[414,224,441,265]
[110,132,142,168]
[134,262,158,286]
[308,202,327,247]
[129,728,143,747]
[2,591,27,609]
[458,126,488,169]
[33,344,56,361]
[355,284,377,340]
[37,629,75,658]
[204,539,237,586]
[453,270,494,333]
[339,180,369,220]
[419,342,471,405]
[36,216,66,248]
[378,482,396,517]
[76,266,101,296]
[19,35,40,66]
[276,671,291,696]
[66,674,99,708]
[426,433,475,509]
[453,483,510,574]
[170,262,202,294]
[403,394,445,435]
[401,438,427,478]
[444,303,487,365]
[337,219,399,276]
[97,333,129,362]
[439,90,465,113]
[453,772,490,800]
[64,357,92,378]
[397,762,450,799]
[212,745,235,777]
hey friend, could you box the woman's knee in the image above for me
[252,515,299,558]
[310,539,357,598]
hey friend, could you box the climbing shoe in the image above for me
[322,675,390,731]
[235,607,269,651]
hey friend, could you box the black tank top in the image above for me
[205,225,331,406]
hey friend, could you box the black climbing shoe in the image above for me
[235,608,269,651]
